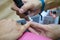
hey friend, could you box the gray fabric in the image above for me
[31,15,40,23]
[43,16,55,24]
[17,15,40,24]
[17,19,26,25]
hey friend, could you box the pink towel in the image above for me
[18,32,52,40]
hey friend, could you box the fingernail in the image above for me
[19,9,25,14]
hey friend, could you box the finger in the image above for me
[19,2,33,14]
[38,29,46,36]
[11,3,19,11]
[18,22,30,33]
[30,22,49,31]
[28,27,39,35]
[22,0,27,3]
[29,26,46,36]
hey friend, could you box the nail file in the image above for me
[28,15,33,21]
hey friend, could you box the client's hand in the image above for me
[0,19,30,40]
[28,22,60,40]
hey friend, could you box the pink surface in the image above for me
[19,32,52,40]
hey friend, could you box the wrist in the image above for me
[46,24,60,39]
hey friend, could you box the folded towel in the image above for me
[18,32,52,40]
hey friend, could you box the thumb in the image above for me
[11,3,19,11]
[19,2,33,14]
[19,22,30,33]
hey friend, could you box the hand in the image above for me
[0,19,30,40]
[11,0,41,18]
[28,22,60,39]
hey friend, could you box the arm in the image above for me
[47,24,60,38]
[28,22,60,39]
[45,24,60,39]
[12,0,60,13]
[44,0,60,10]
[12,0,60,18]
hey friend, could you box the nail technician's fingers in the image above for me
[28,27,39,35]
[11,3,19,11]
[19,3,33,14]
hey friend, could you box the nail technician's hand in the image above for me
[0,19,30,40]
[28,22,60,39]
[12,0,41,13]
[11,0,41,18]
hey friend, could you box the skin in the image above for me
[0,19,60,40]
[12,0,60,16]
[0,19,30,40]
[11,0,60,40]
[28,22,60,40]
[0,0,60,40]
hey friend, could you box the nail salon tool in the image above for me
[28,15,33,21]
[13,0,33,24]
